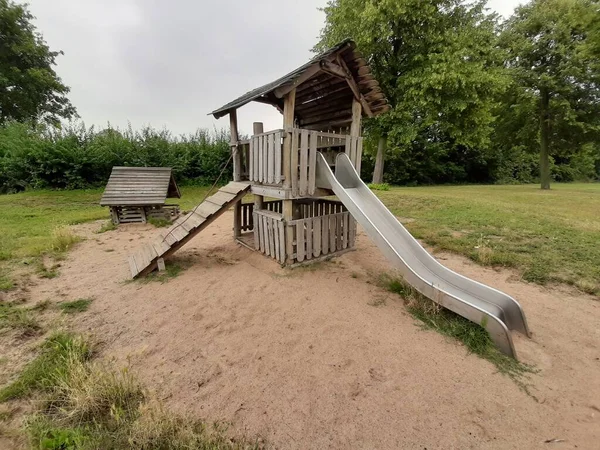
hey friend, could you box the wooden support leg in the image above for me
[254,194,264,211]
[140,207,147,224]
[156,258,166,272]
[110,207,119,224]
[233,200,242,238]
[283,199,294,265]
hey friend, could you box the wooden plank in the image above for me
[308,131,317,195]
[128,255,139,278]
[257,214,264,253]
[336,213,343,250]
[194,201,222,218]
[278,221,285,263]
[346,135,353,167]
[305,218,313,260]
[206,191,236,206]
[249,138,254,182]
[262,215,270,256]
[349,217,356,247]
[267,133,274,184]
[296,222,305,262]
[268,218,275,258]
[321,215,329,255]
[230,109,241,182]
[299,129,309,196]
[342,212,349,249]
[290,128,299,197]
[274,131,282,184]
[329,214,336,252]
[273,220,280,262]
[219,184,249,196]
[313,216,321,258]
[253,212,260,250]
[258,134,264,183]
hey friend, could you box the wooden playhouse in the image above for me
[100,167,181,224]
[128,39,390,277]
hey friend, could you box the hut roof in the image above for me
[99,167,181,207]
[210,39,391,128]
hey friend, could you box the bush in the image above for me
[0,122,232,193]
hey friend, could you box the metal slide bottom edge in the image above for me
[316,153,531,359]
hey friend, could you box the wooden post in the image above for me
[233,200,242,238]
[349,98,362,173]
[281,90,297,264]
[372,135,387,184]
[282,89,296,190]
[253,122,265,210]
[230,109,241,182]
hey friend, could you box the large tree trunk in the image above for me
[372,135,387,184]
[540,87,551,190]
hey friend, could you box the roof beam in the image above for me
[274,63,323,99]
[335,55,374,118]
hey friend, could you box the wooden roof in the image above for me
[211,39,390,128]
[100,167,181,207]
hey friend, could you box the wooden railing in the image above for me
[246,128,363,197]
[289,128,362,197]
[249,130,284,184]
[239,200,282,232]
[253,209,286,264]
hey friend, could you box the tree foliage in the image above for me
[0,0,76,126]
[317,0,600,186]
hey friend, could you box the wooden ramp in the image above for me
[128,181,250,278]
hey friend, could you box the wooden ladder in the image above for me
[128,181,251,278]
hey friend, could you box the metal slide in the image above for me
[316,153,531,358]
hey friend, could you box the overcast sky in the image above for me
[24,0,523,137]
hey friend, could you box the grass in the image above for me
[0,187,212,291]
[148,217,172,228]
[58,298,93,314]
[138,262,184,283]
[0,301,42,336]
[97,220,117,233]
[0,332,92,402]
[382,275,535,387]
[0,331,260,449]
[368,182,390,191]
[375,183,600,296]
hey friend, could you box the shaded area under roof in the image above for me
[100,167,181,207]
[210,39,390,125]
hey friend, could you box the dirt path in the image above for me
[24,212,600,449]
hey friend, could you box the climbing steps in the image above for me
[128,181,251,278]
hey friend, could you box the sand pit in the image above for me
[24,211,600,449]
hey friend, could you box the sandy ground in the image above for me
[19,211,600,449]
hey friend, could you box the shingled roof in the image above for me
[210,39,390,127]
[99,167,181,207]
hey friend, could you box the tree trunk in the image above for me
[372,135,387,184]
[539,87,551,190]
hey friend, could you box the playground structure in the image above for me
[128,39,530,358]
[100,167,180,224]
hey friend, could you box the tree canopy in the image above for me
[316,0,600,187]
[0,0,76,126]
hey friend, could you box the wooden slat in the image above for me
[263,135,268,184]
[286,224,294,264]
[278,221,285,263]
[128,255,139,277]
[207,191,236,206]
[305,218,313,260]
[296,222,305,262]
[308,131,317,196]
[342,212,349,249]
[321,215,329,255]
[356,137,363,174]
[329,214,336,252]
[220,184,249,195]
[267,133,274,184]
[258,135,263,183]
[268,218,275,257]
[274,131,282,184]
[313,216,321,258]
[262,215,270,256]
[346,135,354,167]
[253,212,260,250]
[299,129,309,197]
[249,138,254,182]
[291,129,299,197]
[336,214,343,250]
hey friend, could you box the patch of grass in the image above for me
[36,261,61,279]
[375,183,600,296]
[0,274,14,291]
[58,298,93,314]
[382,275,535,387]
[368,182,390,191]
[0,332,92,402]
[97,220,117,233]
[6,331,262,449]
[139,263,183,284]
[0,301,41,336]
[49,226,81,255]
[148,217,172,228]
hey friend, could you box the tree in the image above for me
[0,0,76,126]
[315,0,508,184]
[501,0,600,189]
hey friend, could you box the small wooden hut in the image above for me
[100,167,181,224]
[211,38,390,265]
